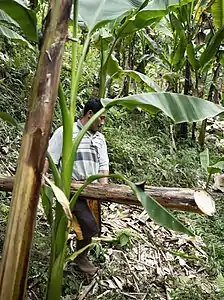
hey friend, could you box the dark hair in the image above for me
[83,98,103,115]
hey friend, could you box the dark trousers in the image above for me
[72,197,99,240]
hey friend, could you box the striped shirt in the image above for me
[48,120,109,180]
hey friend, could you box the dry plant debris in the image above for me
[63,203,218,300]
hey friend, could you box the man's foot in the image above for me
[74,255,98,276]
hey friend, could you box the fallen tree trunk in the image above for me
[0,175,207,213]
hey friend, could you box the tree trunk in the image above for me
[0,1,72,299]
[0,175,213,214]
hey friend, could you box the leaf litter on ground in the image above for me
[61,202,222,300]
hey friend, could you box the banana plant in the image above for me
[210,0,224,30]
[44,1,224,298]
[1,1,224,300]
[139,0,224,141]
[0,0,37,45]
[200,148,224,189]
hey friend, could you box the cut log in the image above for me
[0,175,213,214]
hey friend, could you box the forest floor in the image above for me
[1,116,224,300]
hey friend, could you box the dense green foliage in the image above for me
[0,0,224,299]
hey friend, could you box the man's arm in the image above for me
[98,135,109,184]
[42,158,49,175]
[41,127,63,184]
[41,158,49,186]
[98,169,109,184]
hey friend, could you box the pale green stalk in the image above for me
[46,3,80,297]
[70,31,91,117]
[47,108,107,299]
[58,82,69,128]
[46,216,68,300]
[64,107,107,198]
[100,39,121,93]
[99,8,140,98]
[47,151,61,187]
[70,173,109,209]
[99,38,105,97]
[58,82,73,197]
[62,10,91,197]
[70,0,79,117]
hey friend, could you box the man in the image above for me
[44,98,109,275]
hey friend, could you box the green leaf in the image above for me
[143,32,171,67]
[47,250,67,299]
[155,17,173,37]
[119,234,130,247]
[123,70,163,92]
[208,159,224,175]
[211,0,224,30]
[79,0,193,32]
[107,53,122,77]
[135,185,193,235]
[122,174,193,235]
[121,0,193,35]
[0,0,37,41]
[200,25,224,68]
[79,0,140,32]
[70,173,193,237]
[44,176,73,223]
[0,24,33,47]
[200,148,210,172]
[170,12,185,38]
[65,242,95,263]
[0,9,19,27]
[0,111,18,127]
[41,185,53,226]
[92,28,113,51]
[102,92,224,123]
[187,42,200,70]
[216,273,224,292]
[172,36,187,69]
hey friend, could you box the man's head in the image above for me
[82,98,106,133]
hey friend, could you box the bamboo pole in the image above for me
[0,175,207,213]
[0,1,72,299]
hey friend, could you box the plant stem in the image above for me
[70,0,79,118]
[99,11,138,98]
[46,217,69,300]
[70,31,91,117]
[100,36,122,98]
[61,114,73,197]
[62,107,107,198]
[58,82,74,196]
[99,38,105,97]
[47,152,61,186]
[58,82,69,127]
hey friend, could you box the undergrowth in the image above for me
[104,109,208,188]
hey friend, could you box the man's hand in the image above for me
[41,158,49,187]
[98,170,109,184]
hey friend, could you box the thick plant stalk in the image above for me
[0,1,72,299]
